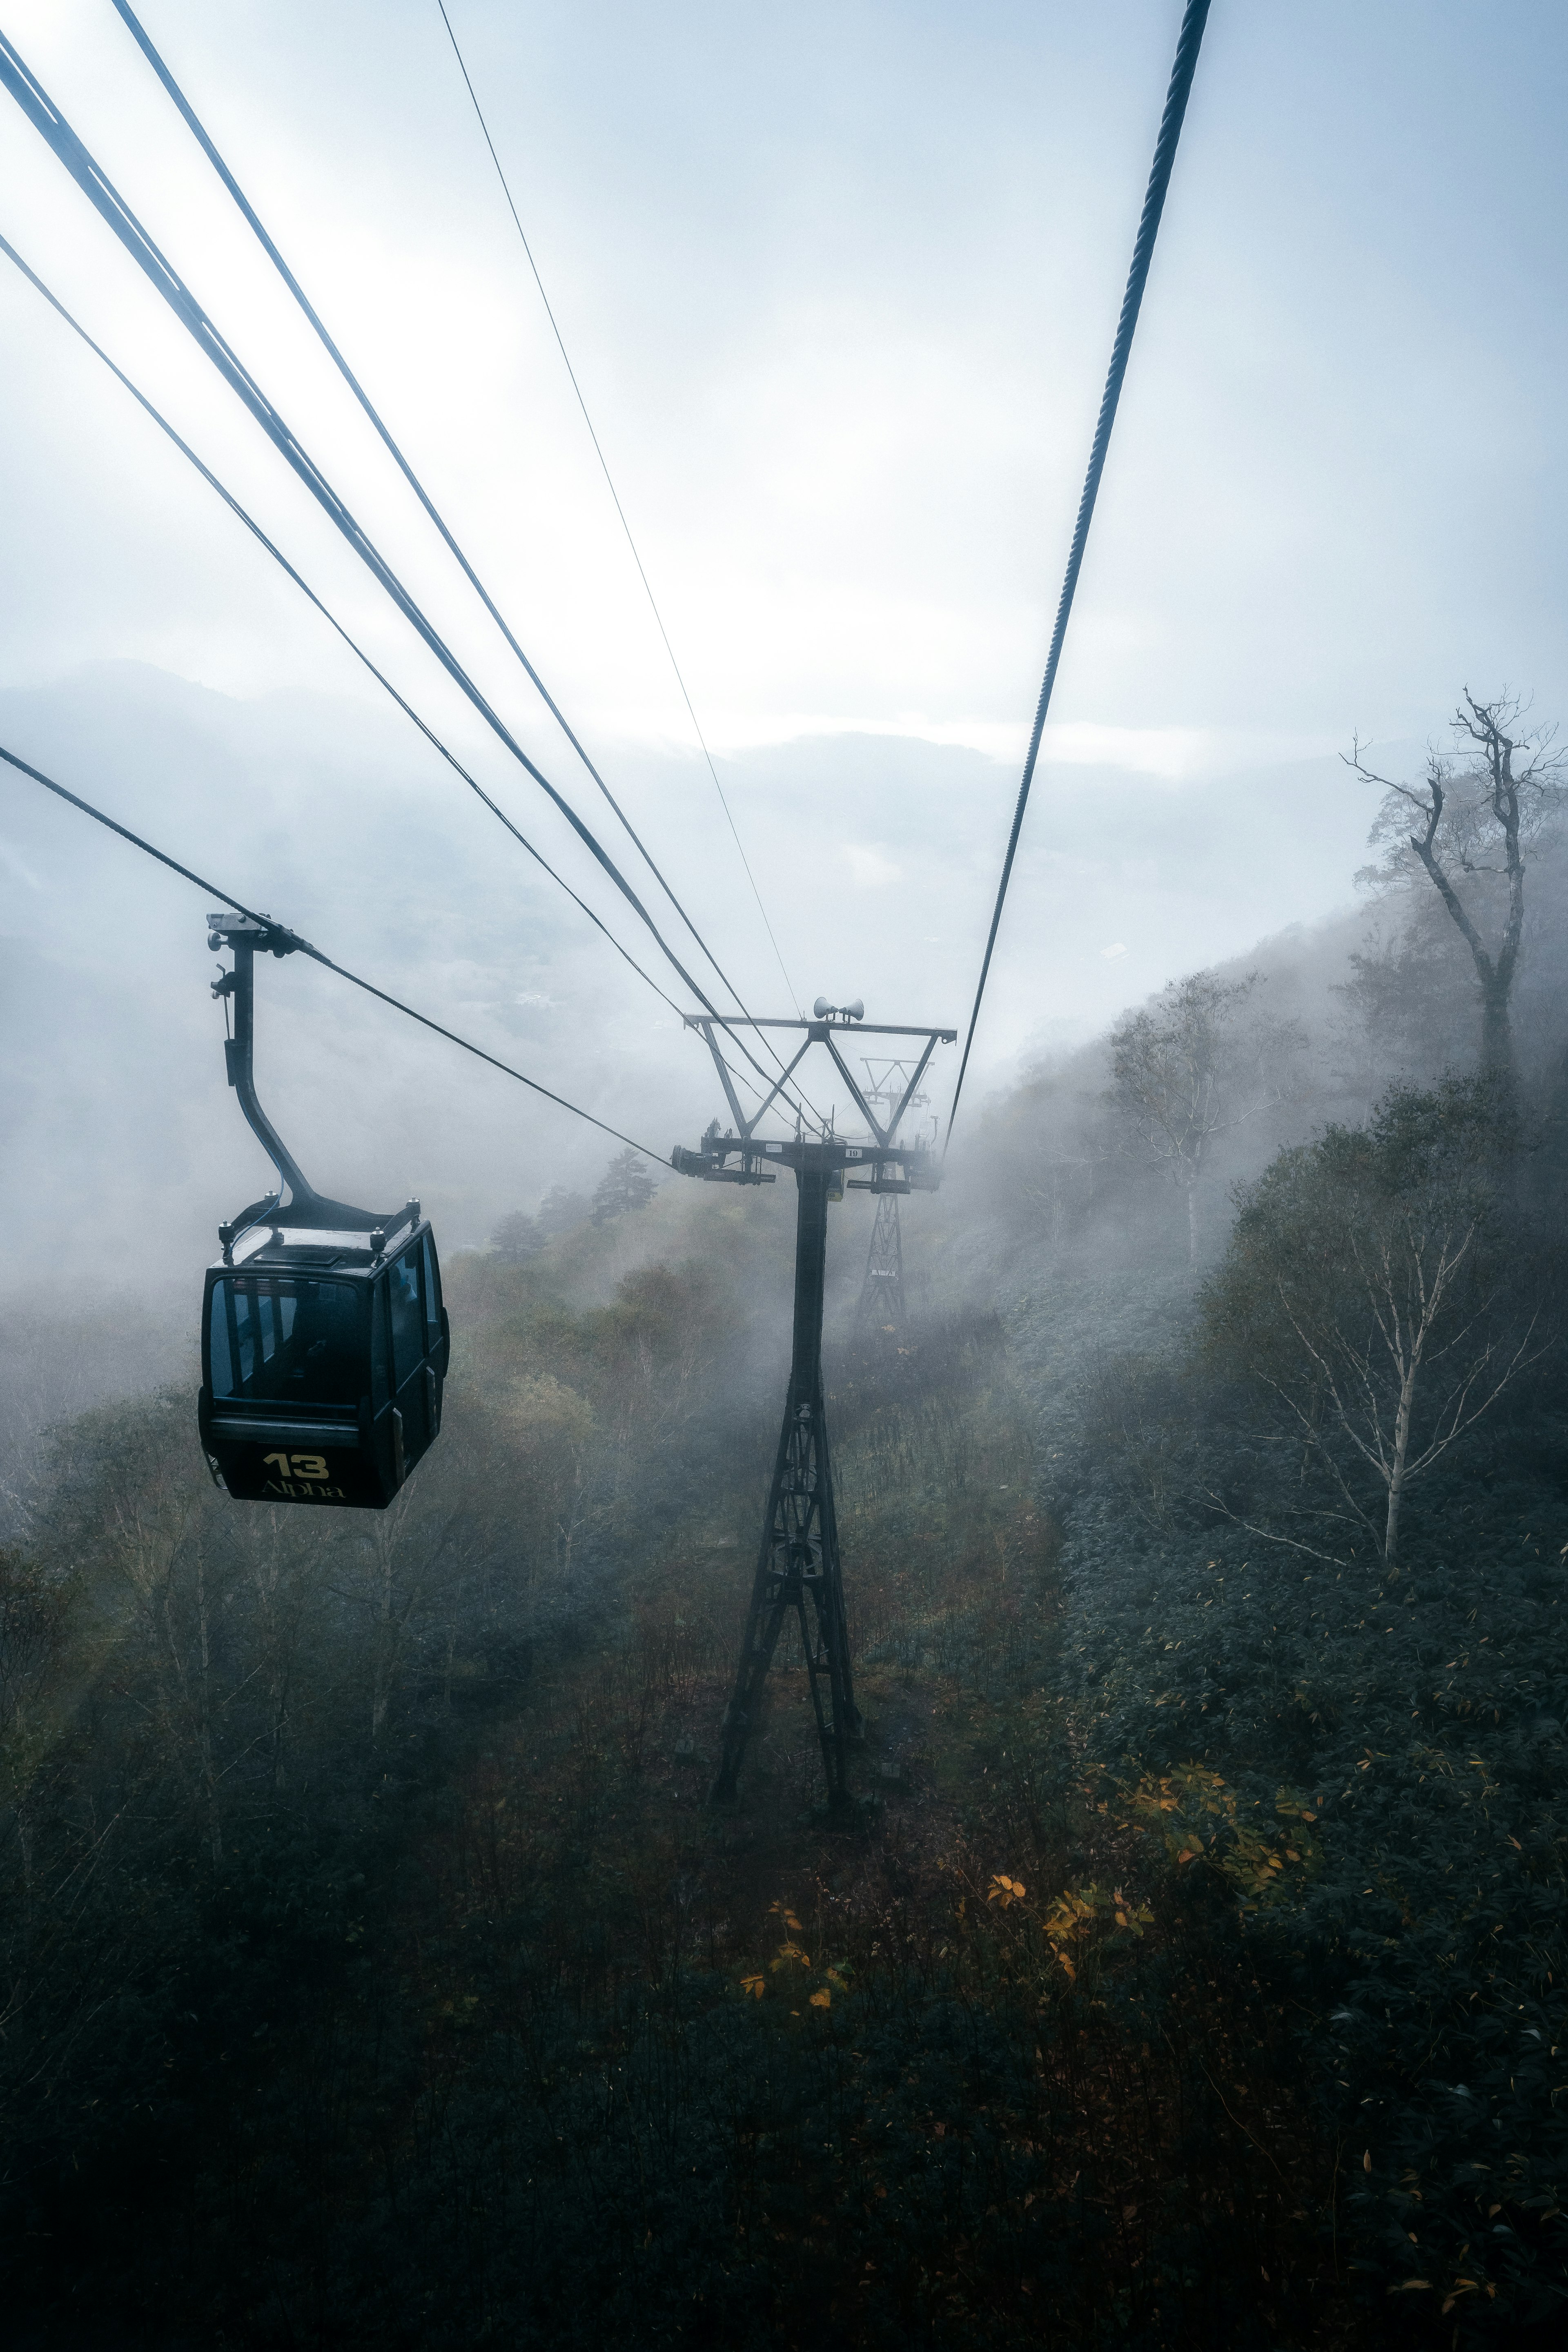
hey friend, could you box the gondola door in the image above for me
[381,1234,445,1488]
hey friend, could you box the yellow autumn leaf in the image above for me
[740,1975,765,2000]
[809,1989,831,2009]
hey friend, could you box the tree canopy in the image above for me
[591,1147,659,1226]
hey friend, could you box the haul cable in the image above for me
[433,0,802,1018]
[944,0,1211,1149]
[0,231,781,1118]
[106,0,798,1065]
[0,26,811,1123]
[0,739,668,1160]
[0,227,687,1021]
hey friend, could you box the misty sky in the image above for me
[3,1,1567,1281]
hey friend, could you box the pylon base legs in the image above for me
[711,1157,862,1811]
[710,1397,858,1807]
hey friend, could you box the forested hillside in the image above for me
[3,708,1566,2348]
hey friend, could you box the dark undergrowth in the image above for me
[4,1151,1565,2346]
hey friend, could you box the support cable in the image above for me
[433,0,802,1017]
[0,27,807,1119]
[0,229,680,1016]
[944,0,1211,1150]
[0,740,667,1160]
[107,0,793,1051]
[0,250,780,1129]
[0,229,779,1120]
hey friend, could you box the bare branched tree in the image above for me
[1203,1080,1545,1568]
[1348,690,1565,1095]
[1109,970,1303,1265]
[1253,1211,1530,1567]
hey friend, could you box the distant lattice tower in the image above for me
[854,1057,929,1332]
[856,1189,906,1330]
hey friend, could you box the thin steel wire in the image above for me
[434,0,802,1018]
[0,227,782,1121]
[0,228,685,1012]
[0,740,667,1159]
[0,25,810,1122]
[945,0,1212,1149]
[108,0,794,1048]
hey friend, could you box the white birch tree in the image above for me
[1202,1080,1543,1569]
[1110,970,1302,1265]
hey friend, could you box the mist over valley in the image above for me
[3,4,1567,2345]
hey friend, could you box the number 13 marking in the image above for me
[263,1451,330,1480]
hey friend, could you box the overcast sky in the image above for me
[3,0,1567,1275]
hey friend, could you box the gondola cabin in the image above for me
[199,911,452,1510]
[198,1209,449,1509]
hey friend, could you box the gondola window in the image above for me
[209,1278,365,1408]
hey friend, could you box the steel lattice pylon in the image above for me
[855,1189,905,1331]
[711,1153,858,1804]
[854,1055,931,1334]
[671,1004,953,1808]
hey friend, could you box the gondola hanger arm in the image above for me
[207,912,410,1255]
